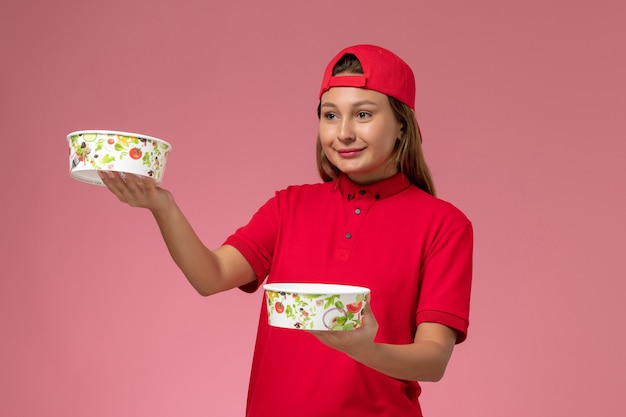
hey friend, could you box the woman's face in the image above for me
[319,86,403,185]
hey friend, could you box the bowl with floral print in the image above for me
[263,283,370,331]
[67,130,172,186]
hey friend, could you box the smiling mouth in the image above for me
[337,148,364,158]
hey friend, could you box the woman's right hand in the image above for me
[98,171,174,214]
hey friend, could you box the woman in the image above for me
[99,44,473,416]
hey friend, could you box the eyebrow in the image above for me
[320,100,379,109]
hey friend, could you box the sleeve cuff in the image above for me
[416,310,469,344]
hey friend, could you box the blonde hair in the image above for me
[315,54,436,196]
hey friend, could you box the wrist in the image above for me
[149,192,177,219]
[348,340,380,364]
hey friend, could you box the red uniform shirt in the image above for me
[224,173,473,417]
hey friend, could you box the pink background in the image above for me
[1,0,625,415]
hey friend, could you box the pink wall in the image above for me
[1,1,625,416]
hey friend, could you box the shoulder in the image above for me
[260,182,336,214]
[282,181,334,192]
[401,186,471,225]
[274,181,335,199]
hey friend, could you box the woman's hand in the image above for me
[308,296,379,359]
[98,171,173,213]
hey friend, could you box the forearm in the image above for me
[150,202,225,296]
[311,309,457,382]
[349,340,453,382]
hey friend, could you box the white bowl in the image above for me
[263,283,370,331]
[67,130,172,185]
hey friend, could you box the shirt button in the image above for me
[358,190,366,195]
[354,208,361,215]
[345,233,352,239]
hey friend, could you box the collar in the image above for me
[336,172,412,201]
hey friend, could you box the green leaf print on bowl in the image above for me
[67,130,171,186]
[264,284,369,331]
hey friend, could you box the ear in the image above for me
[397,122,405,140]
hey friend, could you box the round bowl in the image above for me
[263,283,370,331]
[67,130,172,186]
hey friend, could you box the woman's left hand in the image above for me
[307,297,379,358]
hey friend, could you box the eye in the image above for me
[323,112,338,120]
[356,111,371,119]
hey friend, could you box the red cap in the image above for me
[319,44,416,110]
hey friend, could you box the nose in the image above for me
[337,119,355,143]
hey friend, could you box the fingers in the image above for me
[98,171,124,199]
[98,171,157,207]
[361,294,377,330]
[362,293,372,314]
